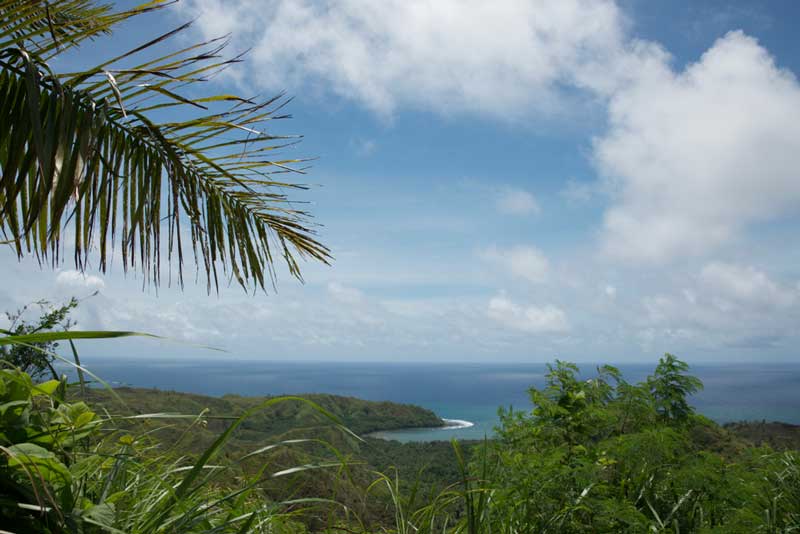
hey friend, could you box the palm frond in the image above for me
[0,0,331,292]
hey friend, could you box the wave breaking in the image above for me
[441,418,475,429]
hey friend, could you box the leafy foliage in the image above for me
[0,0,330,292]
[80,386,444,452]
[0,297,78,380]
[647,353,704,423]
[0,368,104,531]
[725,420,800,450]
[0,367,352,533]
[479,356,800,533]
[1,355,799,533]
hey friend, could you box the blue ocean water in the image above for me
[61,358,800,442]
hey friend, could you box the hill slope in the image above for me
[80,386,445,445]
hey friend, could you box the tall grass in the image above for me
[3,331,800,533]
[362,439,494,534]
[0,330,361,533]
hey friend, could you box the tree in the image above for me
[0,0,330,292]
[0,297,77,379]
[647,353,704,422]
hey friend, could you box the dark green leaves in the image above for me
[647,353,704,422]
[0,329,154,345]
[0,1,331,292]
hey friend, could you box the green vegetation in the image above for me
[478,356,800,533]
[0,367,337,532]
[0,0,329,291]
[1,2,799,533]
[0,299,78,380]
[80,386,444,449]
[724,421,800,451]
[2,353,799,533]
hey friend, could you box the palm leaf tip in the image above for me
[0,0,331,292]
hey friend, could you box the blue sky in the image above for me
[3,0,800,364]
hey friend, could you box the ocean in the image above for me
[61,358,800,442]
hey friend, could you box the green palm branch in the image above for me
[0,0,331,292]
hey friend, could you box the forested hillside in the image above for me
[3,355,799,532]
[81,387,444,448]
[1,1,799,532]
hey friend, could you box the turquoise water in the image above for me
[61,359,800,443]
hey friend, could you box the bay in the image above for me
[61,358,800,442]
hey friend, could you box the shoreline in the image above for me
[365,416,476,440]
[441,418,475,429]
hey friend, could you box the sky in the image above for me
[3,0,800,364]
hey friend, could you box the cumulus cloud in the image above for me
[480,245,549,283]
[179,0,626,118]
[496,188,540,215]
[636,262,799,350]
[177,1,800,269]
[595,31,800,262]
[488,294,569,333]
[56,270,105,291]
[700,262,796,309]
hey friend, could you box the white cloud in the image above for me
[176,2,800,271]
[604,284,617,299]
[56,270,105,291]
[180,0,626,119]
[496,188,540,216]
[481,245,549,283]
[488,294,569,333]
[595,31,800,262]
[700,262,796,309]
[327,281,365,305]
[635,262,799,351]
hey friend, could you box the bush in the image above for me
[0,369,337,533]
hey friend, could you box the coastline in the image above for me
[366,416,476,441]
[441,418,475,429]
